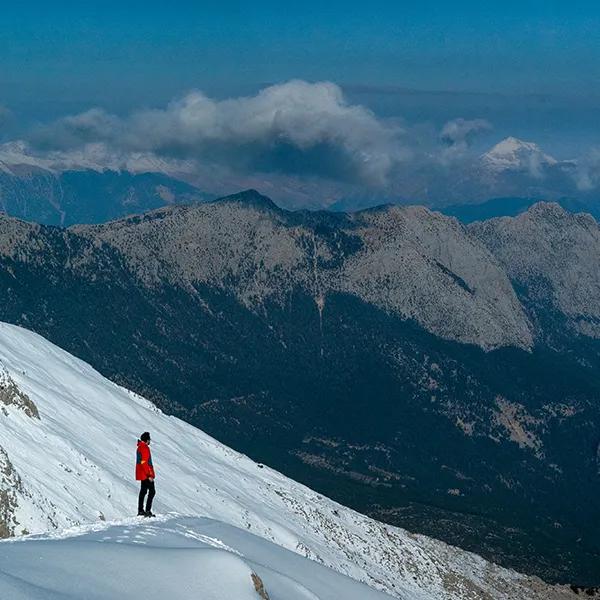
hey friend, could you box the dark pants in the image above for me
[138,479,156,513]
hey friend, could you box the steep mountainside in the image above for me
[0,192,598,585]
[0,321,578,600]
[76,196,531,349]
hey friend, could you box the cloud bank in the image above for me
[13,80,599,209]
[441,118,491,150]
[31,81,415,187]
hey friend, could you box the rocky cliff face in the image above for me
[0,365,39,419]
[0,191,598,585]
[337,205,532,349]
[0,444,22,537]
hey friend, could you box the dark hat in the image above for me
[140,431,151,442]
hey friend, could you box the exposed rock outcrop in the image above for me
[0,444,22,537]
[0,363,39,419]
[251,573,270,599]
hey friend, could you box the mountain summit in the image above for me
[481,137,558,174]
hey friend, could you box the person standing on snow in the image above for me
[136,432,156,517]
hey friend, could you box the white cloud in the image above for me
[439,118,492,163]
[572,148,600,191]
[31,81,411,186]
[440,118,491,146]
[44,108,122,146]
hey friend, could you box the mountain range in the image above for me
[0,190,598,586]
[0,141,211,226]
[332,136,596,213]
[1,137,598,216]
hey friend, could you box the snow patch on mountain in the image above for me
[0,516,391,600]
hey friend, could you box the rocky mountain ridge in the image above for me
[471,203,600,339]
[74,192,533,350]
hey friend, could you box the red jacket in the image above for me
[135,440,155,481]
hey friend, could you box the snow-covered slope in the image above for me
[0,322,574,599]
[0,516,389,600]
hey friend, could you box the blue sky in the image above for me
[1,2,599,155]
[2,2,600,105]
[1,1,600,205]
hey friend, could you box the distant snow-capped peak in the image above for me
[481,137,558,174]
